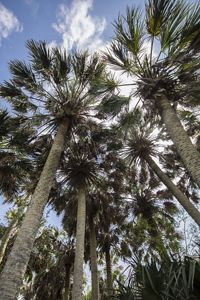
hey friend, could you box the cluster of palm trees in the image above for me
[0,0,200,299]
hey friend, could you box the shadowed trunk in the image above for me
[157,94,200,189]
[72,187,86,300]
[0,219,18,266]
[145,155,200,227]
[63,264,71,300]
[105,245,113,297]
[89,218,99,300]
[0,121,69,300]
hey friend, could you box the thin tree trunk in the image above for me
[63,265,71,300]
[72,187,86,300]
[145,155,200,226]
[89,218,99,300]
[105,246,113,297]
[0,121,69,300]
[0,219,18,266]
[157,94,200,189]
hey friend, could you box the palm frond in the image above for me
[104,41,140,74]
[0,81,33,113]
[146,0,182,37]
[0,110,10,138]
[26,39,53,75]
[98,95,130,118]
[52,47,71,82]
[179,3,200,53]
[9,60,37,90]
[115,7,144,56]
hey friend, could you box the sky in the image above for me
[0,0,142,82]
[0,0,142,226]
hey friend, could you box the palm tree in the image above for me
[104,0,200,189]
[87,187,125,300]
[51,184,100,300]
[0,41,114,299]
[50,123,127,300]
[122,109,200,226]
[97,196,126,298]
[93,129,129,299]
[51,138,102,300]
[126,183,180,261]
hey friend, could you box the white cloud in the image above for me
[24,0,39,15]
[52,0,106,52]
[51,1,158,109]
[0,2,23,44]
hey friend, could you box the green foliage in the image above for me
[115,256,200,300]
[21,226,75,300]
[105,0,200,117]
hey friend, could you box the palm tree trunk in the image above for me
[157,94,200,189]
[0,121,69,300]
[145,155,200,226]
[0,219,18,266]
[89,218,99,300]
[63,264,71,300]
[105,245,113,297]
[72,187,86,300]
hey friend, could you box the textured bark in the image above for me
[105,246,113,297]
[89,219,99,300]
[0,219,18,266]
[145,155,200,226]
[63,265,71,300]
[157,95,200,189]
[0,121,69,300]
[72,187,86,300]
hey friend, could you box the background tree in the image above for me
[21,226,75,300]
[120,109,200,226]
[0,110,33,201]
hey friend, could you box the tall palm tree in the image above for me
[97,192,127,298]
[104,0,200,188]
[0,41,115,299]
[93,129,129,299]
[51,184,100,300]
[51,139,102,300]
[122,109,200,226]
[50,123,128,300]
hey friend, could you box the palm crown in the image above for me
[0,40,114,135]
[105,0,200,114]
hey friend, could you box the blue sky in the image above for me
[0,0,141,82]
[0,0,142,225]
